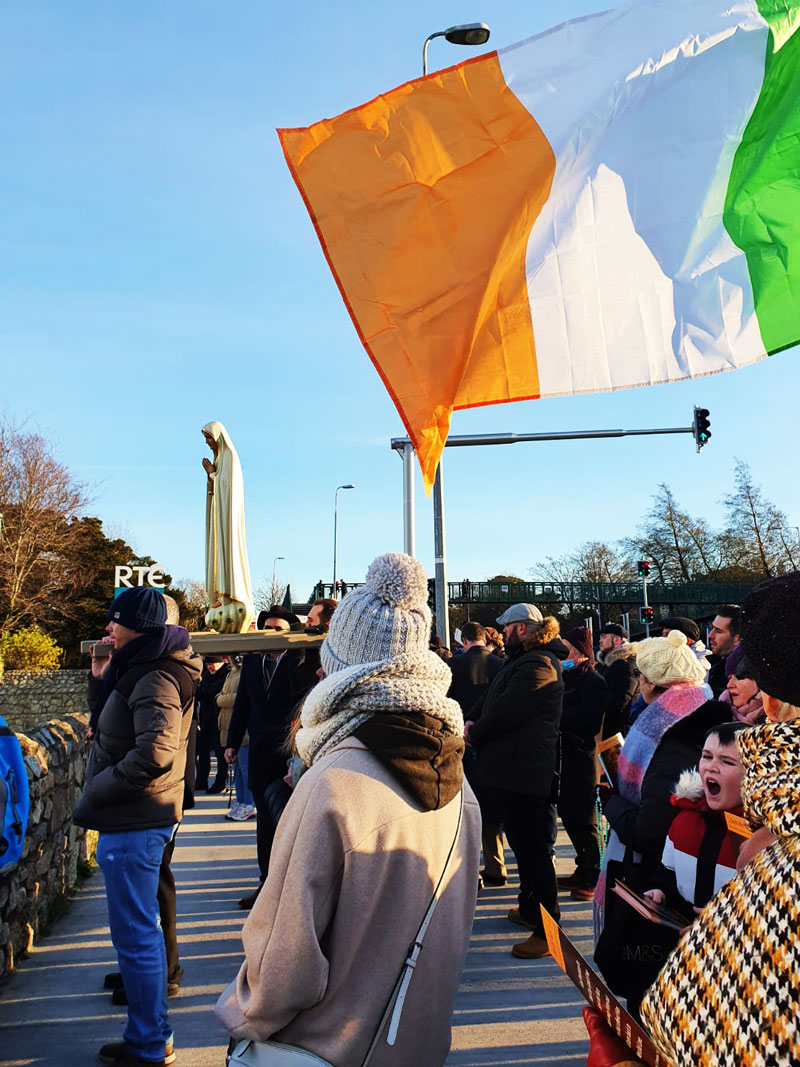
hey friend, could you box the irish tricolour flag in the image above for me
[279,0,800,492]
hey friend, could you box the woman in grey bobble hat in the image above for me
[217,552,481,1067]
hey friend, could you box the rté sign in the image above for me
[114,564,166,597]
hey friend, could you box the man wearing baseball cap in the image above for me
[464,602,568,959]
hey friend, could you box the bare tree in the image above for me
[571,541,636,583]
[535,552,578,583]
[172,578,209,631]
[624,484,721,581]
[254,575,288,612]
[722,460,792,578]
[769,506,800,571]
[0,416,90,640]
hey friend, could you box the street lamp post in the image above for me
[333,484,355,595]
[422,22,491,75]
[420,20,490,647]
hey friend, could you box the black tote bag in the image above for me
[593,853,683,1004]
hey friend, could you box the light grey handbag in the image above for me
[227,790,465,1067]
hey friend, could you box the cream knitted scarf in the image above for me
[295,650,464,768]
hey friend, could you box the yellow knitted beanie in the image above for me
[636,628,706,687]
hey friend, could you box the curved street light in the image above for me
[422,22,491,76]
[332,485,355,596]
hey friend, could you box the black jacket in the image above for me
[196,663,230,724]
[604,699,731,864]
[597,642,639,737]
[468,620,568,796]
[707,656,728,699]
[75,643,202,832]
[227,651,318,792]
[447,645,503,717]
[560,663,607,755]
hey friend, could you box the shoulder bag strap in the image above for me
[361,788,465,1067]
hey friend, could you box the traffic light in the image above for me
[640,606,654,625]
[693,406,711,452]
[427,578,436,612]
[637,560,651,579]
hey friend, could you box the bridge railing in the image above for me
[448,580,753,606]
[307,579,752,612]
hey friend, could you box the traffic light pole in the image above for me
[391,411,707,645]
[642,571,651,637]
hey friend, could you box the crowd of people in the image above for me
[74,564,798,1067]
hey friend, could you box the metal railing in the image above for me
[447,580,753,607]
[309,582,364,601]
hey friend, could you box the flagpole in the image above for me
[402,442,415,557]
[432,462,449,648]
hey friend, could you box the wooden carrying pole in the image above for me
[81,630,325,658]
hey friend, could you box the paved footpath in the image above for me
[0,794,591,1067]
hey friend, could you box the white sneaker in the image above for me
[225,803,241,820]
[230,803,255,822]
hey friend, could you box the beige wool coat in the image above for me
[216,737,481,1066]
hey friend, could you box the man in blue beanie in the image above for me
[74,587,202,1067]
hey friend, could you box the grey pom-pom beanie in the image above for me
[321,552,431,674]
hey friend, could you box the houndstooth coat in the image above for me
[641,718,800,1066]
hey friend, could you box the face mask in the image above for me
[561,659,575,671]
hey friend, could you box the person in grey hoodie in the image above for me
[74,587,201,1067]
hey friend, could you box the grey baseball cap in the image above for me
[496,603,543,626]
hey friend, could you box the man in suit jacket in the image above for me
[225,607,319,908]
[448,621,503,716]
[448,622,505,887]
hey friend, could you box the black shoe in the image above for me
[480,869,507,887]
[104,972,124,990]
[111,980,181,1006]
[238,887,262,910]
[207,779,226,794]
[99,1040,175,1066]
[195,780,209,793]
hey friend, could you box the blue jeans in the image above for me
[235,745,253,806]
[97,827,174,1061]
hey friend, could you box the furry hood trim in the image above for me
[600,641,638,667]
[521,617,561,649]
[672,768,704,802]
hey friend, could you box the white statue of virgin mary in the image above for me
[202,421,255,633]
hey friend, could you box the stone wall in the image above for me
[0,670,89,733]
[0,714,96,981]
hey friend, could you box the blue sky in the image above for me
[1,0,796,606]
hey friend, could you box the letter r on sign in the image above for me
[114,566,134,588]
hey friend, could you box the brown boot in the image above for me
[511,933,550,959]
[570,885,595,901]
[507,907,537,930]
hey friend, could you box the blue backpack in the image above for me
[0,715,29,874]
